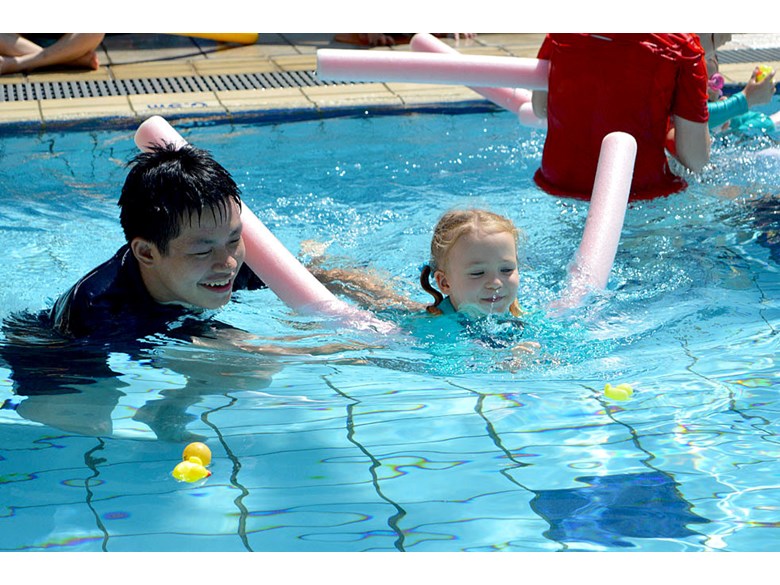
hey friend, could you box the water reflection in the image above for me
[530,471,710,548]
[0,310,279,441]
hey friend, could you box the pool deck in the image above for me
[1,33,779,129]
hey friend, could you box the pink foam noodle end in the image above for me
[517,102,547,128]
[486,88,533,114]
[409,32,459,54]
[409,33,533,114]
[134,115,188,152]
[316,48,549,90]
[550,132,636,312]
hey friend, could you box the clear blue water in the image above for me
[0,102,779,552]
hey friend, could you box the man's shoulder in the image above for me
[51,245,148,337]
[69,245,131,297]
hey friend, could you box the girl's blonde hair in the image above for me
[420,208,522,316]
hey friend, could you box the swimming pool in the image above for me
[0,101,778,552]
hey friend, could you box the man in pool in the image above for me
[1,143,354,440]
[52,143,265,340]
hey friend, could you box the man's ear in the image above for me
[434,270,451,294]
[130,238,159,268]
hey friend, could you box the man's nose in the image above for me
[213,247,237,271]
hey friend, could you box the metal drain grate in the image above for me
[0,70,351,102]
[718,47,780,64]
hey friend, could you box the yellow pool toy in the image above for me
[172,456,211,483]
[172,442,213,482]
[183,441,212,466]
[173,33,258,45]
[604,383,634,401]
[756,64,773,83]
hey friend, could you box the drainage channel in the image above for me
[0,70,351,102]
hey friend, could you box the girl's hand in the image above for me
[511,341,541,356]
[744,66,776,108]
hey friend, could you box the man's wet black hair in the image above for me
[119,143,242,254]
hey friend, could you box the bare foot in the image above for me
[0,50,99,75]
[66,50,100,71]
[361,33,396,47]
[334,33,412,47]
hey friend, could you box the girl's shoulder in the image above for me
[436,297,457,315]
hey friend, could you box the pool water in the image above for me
[0,103,779,552]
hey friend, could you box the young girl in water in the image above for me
[308,208,538,359]
[308,208,524,317]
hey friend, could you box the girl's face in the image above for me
[434,229,520,316]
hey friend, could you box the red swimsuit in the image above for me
[534,34,709,200]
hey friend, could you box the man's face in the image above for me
[137,200,246,310]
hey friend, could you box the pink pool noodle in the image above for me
[409,33,533,114]
[325,32,548,130]
[133,116,395,332]
[236,206,347,310]
[517,102,547,129]
[551,132,637,311]
[317,48,549,90]
[134,115,188,151]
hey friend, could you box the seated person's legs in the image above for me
[0,33,104,75]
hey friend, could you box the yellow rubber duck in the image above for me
[172,442,213,482]
[604,383,634,401]
[756,64,773,83]
[172,456,212,483]
[182,441,212,466]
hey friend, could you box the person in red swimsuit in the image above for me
[531,34,711,200]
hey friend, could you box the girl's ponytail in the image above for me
[419,264,444,315]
